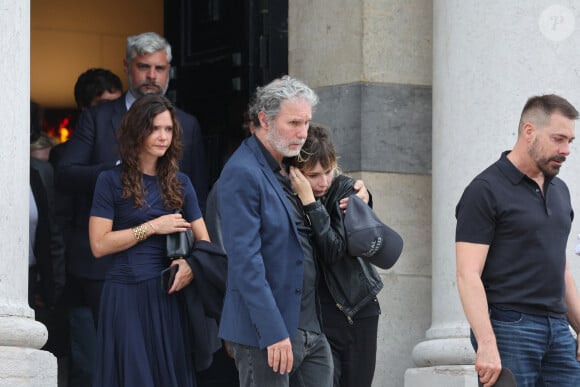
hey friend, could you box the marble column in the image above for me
[0,1,57,385]
[289,1,433,386]
[406,1,580,385]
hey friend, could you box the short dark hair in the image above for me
[74,68,122,110]
[519,94,579,133]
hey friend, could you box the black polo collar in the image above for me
[497,150,554,187]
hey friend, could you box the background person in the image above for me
[73,68,123,110]
[29,101,68,385]
[49,67,123,387]
[55,31,208,328]
[31,132,57,161]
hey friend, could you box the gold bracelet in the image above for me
[147,221,157,234]
[132,224,148,242]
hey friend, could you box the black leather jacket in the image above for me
[303,175,383,321]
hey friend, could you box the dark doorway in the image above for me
[164,2,288,386]
[164,0,289,188]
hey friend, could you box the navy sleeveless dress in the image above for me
[90,167,201,387]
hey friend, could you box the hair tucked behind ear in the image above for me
[117,94,184,209]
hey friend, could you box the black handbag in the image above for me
[165,210,194,259]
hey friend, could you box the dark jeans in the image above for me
[324,315,378,387]
[229,330,333,387]
[195,346,239,387]
[471,305,580,387]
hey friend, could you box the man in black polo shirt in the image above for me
[456,94,580,387]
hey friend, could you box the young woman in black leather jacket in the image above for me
[289,124,402,387]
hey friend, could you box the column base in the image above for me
[412,337,474,366]
[0,315,48,349]
[0,346,57,386]
[405,365,477,387]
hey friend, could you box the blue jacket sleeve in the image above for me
[218,165,290,348]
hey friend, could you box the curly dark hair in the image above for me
[117,94,184,209]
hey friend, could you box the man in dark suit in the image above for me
[217,76,333,387]
[55,32,208,329]
[50,68,122,387]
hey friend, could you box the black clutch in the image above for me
[165,211,194,259]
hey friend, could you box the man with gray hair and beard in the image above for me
[55,32,208,385]
[217,76,372,387]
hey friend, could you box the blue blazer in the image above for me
[217,136,305,349]
[54,94,208,279]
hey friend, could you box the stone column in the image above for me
[406,1,580,385]
[0,1,57,385]
[289,1,433,386]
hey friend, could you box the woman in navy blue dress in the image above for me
[89,94,209,387]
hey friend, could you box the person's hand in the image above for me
[267,337,293,375]
[168,259,194,293]
[339,179,369,210]
[148,213,191,235]
[576,335,580,361]
[474,341,502,387]
[289,166,315,206]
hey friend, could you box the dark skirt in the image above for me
[93,276,196,387]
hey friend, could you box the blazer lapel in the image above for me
[246,136,298,232]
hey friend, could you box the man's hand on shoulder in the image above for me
[267,337,293,375]
[339,179,369,211]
